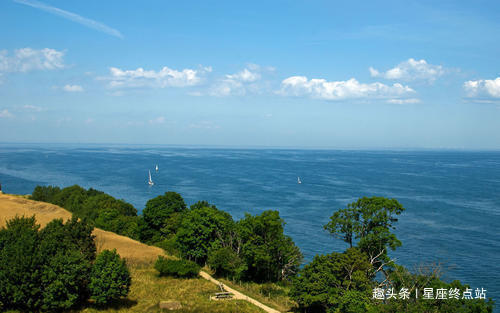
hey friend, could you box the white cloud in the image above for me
[278,76,415,101]
[369,58,445,82]
[149,116,165,124]
[0,109,14,118]
[63,84,83,92]
[464,77,500,98]
[0,48,65,74]
[22,104,44,112]
[209,64,269,96]
[14,0,123,38]
[101,66,211,89]
[387,98,420,104]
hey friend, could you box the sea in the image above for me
[0,144,499,308]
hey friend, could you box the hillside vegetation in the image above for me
[0,193,163,265]
[0,193,266,313]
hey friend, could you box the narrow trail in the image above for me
[199,271,281,313]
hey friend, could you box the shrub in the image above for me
[89,249,131,306]
[156,235,180,256]
[155,256,200,278]
[38,218,95,310]
[39,250,91,311]
[207,246,245,279]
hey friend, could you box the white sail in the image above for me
[148,170,154,185]
[155,164,159,171]
[297,176,302,184]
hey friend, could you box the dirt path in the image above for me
[199,271,281,313]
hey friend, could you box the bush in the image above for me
[89,249,131,306]
[155,256,200,278]
[156,235,180,256]
[39,250,91,311]
[207,246,245,279]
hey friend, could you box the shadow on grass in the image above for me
[87,298,138,311]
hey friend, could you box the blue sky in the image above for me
[1,0,499,149]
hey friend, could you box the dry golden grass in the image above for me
[0,193,164,266]
[0,193,72,227]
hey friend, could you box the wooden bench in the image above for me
[215,292,233,299]
[211,283,233,299]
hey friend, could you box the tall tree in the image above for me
[176,204,235,264]
[141,191,186,243]
[237,210,302,282]
[290,248,375,313]
[324,197,404,272]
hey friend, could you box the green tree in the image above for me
[141,191,186,243]
[52,184,88,212]
[237,210,302,282]
[89,249,131,306]
[324,197,405,271]
[0,216,42,311]
[31,185,61,203]
[39,249,91,311]
[290,248,375,313]
[0,216,98,311]
[207,246,246,279]
[376,264,495,313]
[176,204,235,264]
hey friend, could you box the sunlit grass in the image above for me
[80,267,266,313]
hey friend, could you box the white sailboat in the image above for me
[155,164,159,171]
[297,176,302,184]
[148,170,154,186]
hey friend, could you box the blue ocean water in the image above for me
[0,144,499,307]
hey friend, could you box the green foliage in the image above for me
[375,264,495,313]
[0,216,42,311]
[0,215,97,311]
[290,248,374,313]
[39,249,91,311]
[154,256,200,278]
[89,249,131,306]
[31,184,140,239]
[31,185,61,202]
[207,246,246,279]
[176,204,235,264]
[237,210,302,282]
[141,191,187,243]
[156,235,180,256]
[324,196,405,266]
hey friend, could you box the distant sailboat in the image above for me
[155,164,159,171]
[297,176,302,184]
[148,170,154,186]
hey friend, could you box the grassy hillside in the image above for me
[0,193,266,313]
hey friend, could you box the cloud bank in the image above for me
[0,48,65,73]
[278,76,414,101]
[102,66,211,89]
[369,58,445,82]
[209,64,271,96]
[464,77,500,98]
